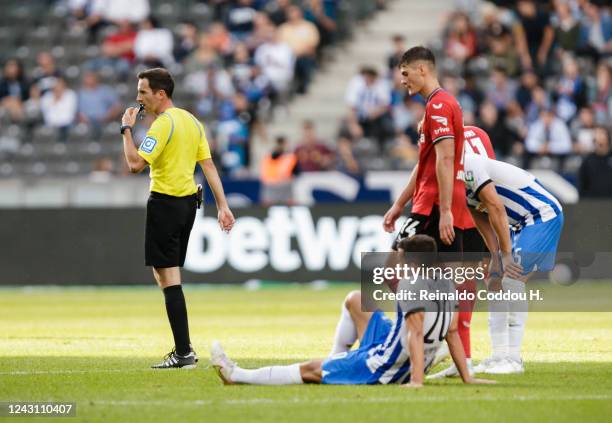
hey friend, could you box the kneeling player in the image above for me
[462,151,564,374]
[211,235,494,387]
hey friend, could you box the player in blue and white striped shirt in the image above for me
[462,151,564,375]
[210,236,494,388]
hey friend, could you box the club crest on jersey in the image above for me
[140,136,157,153]
[432,115,448,126]
[464,170,474,182]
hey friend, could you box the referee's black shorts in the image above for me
[392,205,463,254]
[145,191,197,268]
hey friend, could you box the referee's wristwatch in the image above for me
[120,125,133,135]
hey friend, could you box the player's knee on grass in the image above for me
[344,290,361,312]
[299,360,323,384]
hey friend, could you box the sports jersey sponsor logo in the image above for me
[431,115,448,126]
[434,127,450,135]
[464,170,474,182]
[432,103,443,109]
[419,133,425,144]
[140,136,157,153]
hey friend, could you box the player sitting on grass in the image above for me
[462,150,564,375]
[211,235,495,387]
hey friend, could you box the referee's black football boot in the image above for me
[151,348,197,369]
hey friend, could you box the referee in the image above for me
[121,68,235,369]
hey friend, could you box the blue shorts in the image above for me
[511,214,564,274]
[321,311,397,385]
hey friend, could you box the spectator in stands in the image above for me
[217,93,252,174]
[525,85,551,124]
[485,66,518,112]
[550,0,581,55]
[477,100,520,159]
[208,22,237,63]
[260,135,297,205]
[90,157,115,182]
[184,33,222,75]
[445,11,477,66]
[571,106,597,154]
[578,126,612,197]
[77,71,121,141]
[230,43,255,87]
[524,108,572,171]
[303,0,338,53]
[85,20,136,79]
[336,135,360,175]
[266,0,292,26]
[185,64,235,118]
[0,59,29,123]
[279,5,320,94]
[174,21,199,63]
[515,0,555,72]
[31,52,61,96]
[515,69,539,110]
[246,12,275,51]
[590,61,611,124]
[578,1,612,61]
[134,16,174,68]
[485,22,521,77]
[254,27,295,106]
[554,53,587,122]
[387,34,406,73]
[346,67,392,149]
[91,0,150,25]
[40,77,77,142]
[294,120,334,172]
[225,0,258,41]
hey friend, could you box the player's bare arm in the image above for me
[434,139,455,245]
[476,183,523,280]
[198,159,235,233]
[121,107,147,173]
[401,311,425,388]
[446,312,496,385]
[383,164,418,233]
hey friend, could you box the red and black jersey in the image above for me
[412,88,472,230]
[463,125,496,160]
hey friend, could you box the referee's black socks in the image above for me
[163,285,191,356]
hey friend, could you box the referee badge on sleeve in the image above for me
[140,136,158,154]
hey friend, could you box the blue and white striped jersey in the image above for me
[365,278,455,384]
[463,152,563,228]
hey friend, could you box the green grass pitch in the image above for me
[0,284,611,422]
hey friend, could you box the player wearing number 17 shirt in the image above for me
[383,46,472,253]
[461,136,564,375]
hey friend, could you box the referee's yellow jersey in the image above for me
[138,107,211,197]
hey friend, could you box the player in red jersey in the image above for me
[429,125,497,378]
[384,46,471,254]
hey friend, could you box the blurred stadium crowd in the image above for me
[0,0,610,198]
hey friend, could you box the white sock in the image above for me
[488,297,509,359]
[329,303,357,356]
[503,277,528,362]
[231,363,304,385]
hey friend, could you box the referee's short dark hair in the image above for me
[138,67,174,99]
[399,46,436,68]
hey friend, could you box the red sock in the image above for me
[457,279,477,359]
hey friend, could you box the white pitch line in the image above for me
[0,369,154,375]
[89,395,611,407]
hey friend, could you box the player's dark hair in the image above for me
[398,235,438,266]
[138,67,174,99]
[399,46,436,67]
